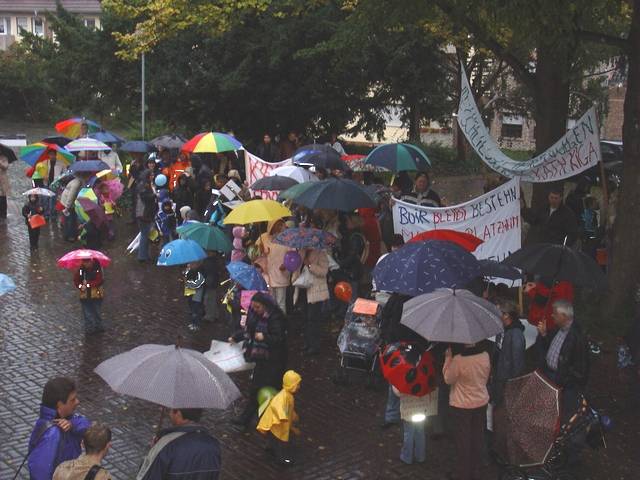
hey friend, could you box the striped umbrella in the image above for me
[19,143,75,167]
[55,117,101,138]
[66,138,111,152]
[182,132,243,153]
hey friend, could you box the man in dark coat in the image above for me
[522,186,579,245]
[255,133,279,163]
[138,408,221,480]
[535,299,589,420]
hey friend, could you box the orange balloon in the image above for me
[334,281,353,303]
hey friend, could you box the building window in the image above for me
[17,17,29,33]
[0,18,10,35]
[83,18,96,29]
[33,17,44,36]
[501,123,523,139]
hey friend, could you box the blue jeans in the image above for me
[401,419,426,464]
[137,220,152,261]
[81,299,103,332]
[384,385,401,423]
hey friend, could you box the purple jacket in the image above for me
[28,405,91,480]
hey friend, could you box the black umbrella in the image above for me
[479,259,524,281]
[69,160,110,174]
[121,140,156,153]
[292,144,346,170]
[503,243,606,289]
[292,178,377,211]
[250,175,299,191]
[41,136,72,147]
[0,143,18,163]
[150,134,187,150]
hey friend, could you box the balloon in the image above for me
[257,386,278,406]
[231,249,245,262]
[283,251,302,272]
[334,281,353,303]
[233,238,244,249]
[232,226,246,238]
[154,174,167,187]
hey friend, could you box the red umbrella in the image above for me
[379,342,437,397]
[409,229,483,252]
[57,249,111,269]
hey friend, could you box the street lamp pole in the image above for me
[141,52,146,140]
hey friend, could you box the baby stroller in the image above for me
[497,395,609,480]
[333,298,384,388]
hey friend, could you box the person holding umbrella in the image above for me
[22,194,45,251]
[73,258,106,334]
[229,292,288,430]
[135,169,158,263]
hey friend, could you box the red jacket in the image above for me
[526,281,574,330]
[359,208,382,268]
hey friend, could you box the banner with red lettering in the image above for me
[245,151,292,200]
[392,178,521,262]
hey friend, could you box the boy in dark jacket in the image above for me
[172,174,194,224]
[157,200,177,246]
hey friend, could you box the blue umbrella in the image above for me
[226,261,268,290]
[273,227,337,250]
[89,131,126,145]
[157,239,207,266]
[373,240,482,296]
[0,274,16,296]
[292,178,378,211]
[120,140,156,153]
[293,144,346,170]
[68,160,110,174]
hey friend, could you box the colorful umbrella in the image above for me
[273,227,336,250]
[22,187,56,197]
[66,138,111,152]
[94,169,118,182]
[408,229,483,252]
[401,288,503,343]
[365,143,431,172]
[341,154,388,172]
[120,140,156,153]
[182,132,243,154]
[223,199,291,225]
[226,261,268,290]
[176,222,232,252]
[55,117,101,138]
[250,175,298,191]
[157,239,207,266]
[74,187,99,224]
[291,178,378,212]
[379,342,437,397]
[78,197,108,227]
[270,165,318,183]
[89,131,126,145]
[150,134,187,149]
[503,243,606,289]
[292,144,346,170]
[0,273,16,296]
[500,371,561,466]
[19,143,75,167]
[373,240,482,296]
[57,249,111,269]
[41,136,72,147]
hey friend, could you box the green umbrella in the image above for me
[176,222,232,252]
[365,143,431,172]
[278,181,317,201]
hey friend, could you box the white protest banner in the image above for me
[393,178,521,262]
[245,151,292,200]
[457,66,601,182]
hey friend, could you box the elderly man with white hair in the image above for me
[536,299,590,420]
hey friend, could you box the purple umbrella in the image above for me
[78,197,107,227]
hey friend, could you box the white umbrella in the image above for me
[66,138,111,152]
[269,165,318,183]
[401,288,503,344]
[95,344,241,409]
[22,187,56,197]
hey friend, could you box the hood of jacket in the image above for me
[282,370,301,393]
[267,218,285,235]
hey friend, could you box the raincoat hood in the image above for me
[282,370,302,393]
[267,218,285,235]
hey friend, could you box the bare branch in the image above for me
[577,29,629,52]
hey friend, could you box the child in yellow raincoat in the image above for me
[256,370,301,465]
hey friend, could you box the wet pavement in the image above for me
[1,161,637,479]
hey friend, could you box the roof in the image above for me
[0,0,101,14]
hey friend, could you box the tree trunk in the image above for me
[408,99,421,143]
[605,0,640,317]
[530,44,571,209]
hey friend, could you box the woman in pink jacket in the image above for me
[443,343,491,480]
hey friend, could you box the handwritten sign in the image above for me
[457,66,601,182]
[245,151,292,200]
[393,178,521,262]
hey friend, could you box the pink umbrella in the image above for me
[57,249,111,270]
[103,179,124,201]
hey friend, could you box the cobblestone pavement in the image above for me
[1,161,637,479]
